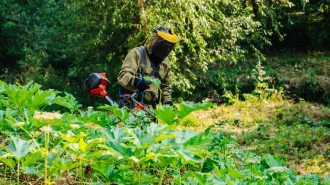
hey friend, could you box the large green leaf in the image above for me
[173,130,198,144]
[78,138,105,153]
[92,162,119,181]
[21,166,43,176]
[51,157,80,171]
[79,109,118,127]
[146,122,167,134]
[182,171,208,185]
[172,143,203,164]
[263,154,285,167]
[0,157,16,169]
[177,101,214,119]
[102,127,129,141]
[5,136,37,160]
[98,105,135,125]
[21,152,43,167]
[55,92,82,113]
[30,89,59,107]
[227,168,247,179]
[61,132,87,143]
[0,81,80,113]
[183,127,213,147]
[101,140,133,159]
[324,174,330,185]
[0,81,52,111]
[143,76,161,88]
[124,128,155,148]
[13,82,41,107]
[152,105,178,125]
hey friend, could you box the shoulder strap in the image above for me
[136,46,146,76]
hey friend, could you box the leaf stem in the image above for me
[177,166,182,185]
[79,158,83,184]
[158,165,168,185]
[44,131,49,185]
[17,161,20,185]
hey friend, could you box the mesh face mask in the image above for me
[150,26,178,60]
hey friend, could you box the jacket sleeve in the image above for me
[117,49,140,91]
[161,62,172,103]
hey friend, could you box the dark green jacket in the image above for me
[117,46,172,104]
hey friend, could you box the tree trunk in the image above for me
[138,0,146,31]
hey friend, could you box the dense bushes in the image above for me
[1,0,330,106]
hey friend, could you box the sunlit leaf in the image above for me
[177,101,213,119]
[144,76,161,88]
[79,138,87,153]
[0,157,16,169]
[228,168,247,179]
[153,105,178,125]
[61,132,87,143]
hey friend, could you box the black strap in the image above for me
[136,46,146,76]
[136,46,160,78]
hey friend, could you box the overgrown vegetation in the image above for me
[184,84,330,181]
[1,0,330,184]
[0,80,329,184]
[189,52,330,106]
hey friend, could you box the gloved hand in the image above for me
[164,101,177,109]
[134,78,151,92]
[164,101,173,106]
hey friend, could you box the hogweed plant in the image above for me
[0,80,330,184]
[39,125,52,184]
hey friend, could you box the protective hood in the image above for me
[146,26,178,62]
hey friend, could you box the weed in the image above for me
[179,115,200,127]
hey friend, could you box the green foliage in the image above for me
[249,63,284,101]
[0,80,81,114]
[1,0,140,106]
[152,101,213,125]
[270,0,330,50]
[1,0,330,107]
[0,79,328,184]
[1,0,299,104]
[222,87,241,105]
[230,100,330,178]
[145,0,293,94]
[263,53,330,105]
[180,115,200,127]
[2,0,329,106]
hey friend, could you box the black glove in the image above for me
[164,101,173,106]
[164,101,177,109]
[134,78,151,92]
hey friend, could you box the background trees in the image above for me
[1,0,329,106]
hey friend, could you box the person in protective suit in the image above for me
[117,26,178,110]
